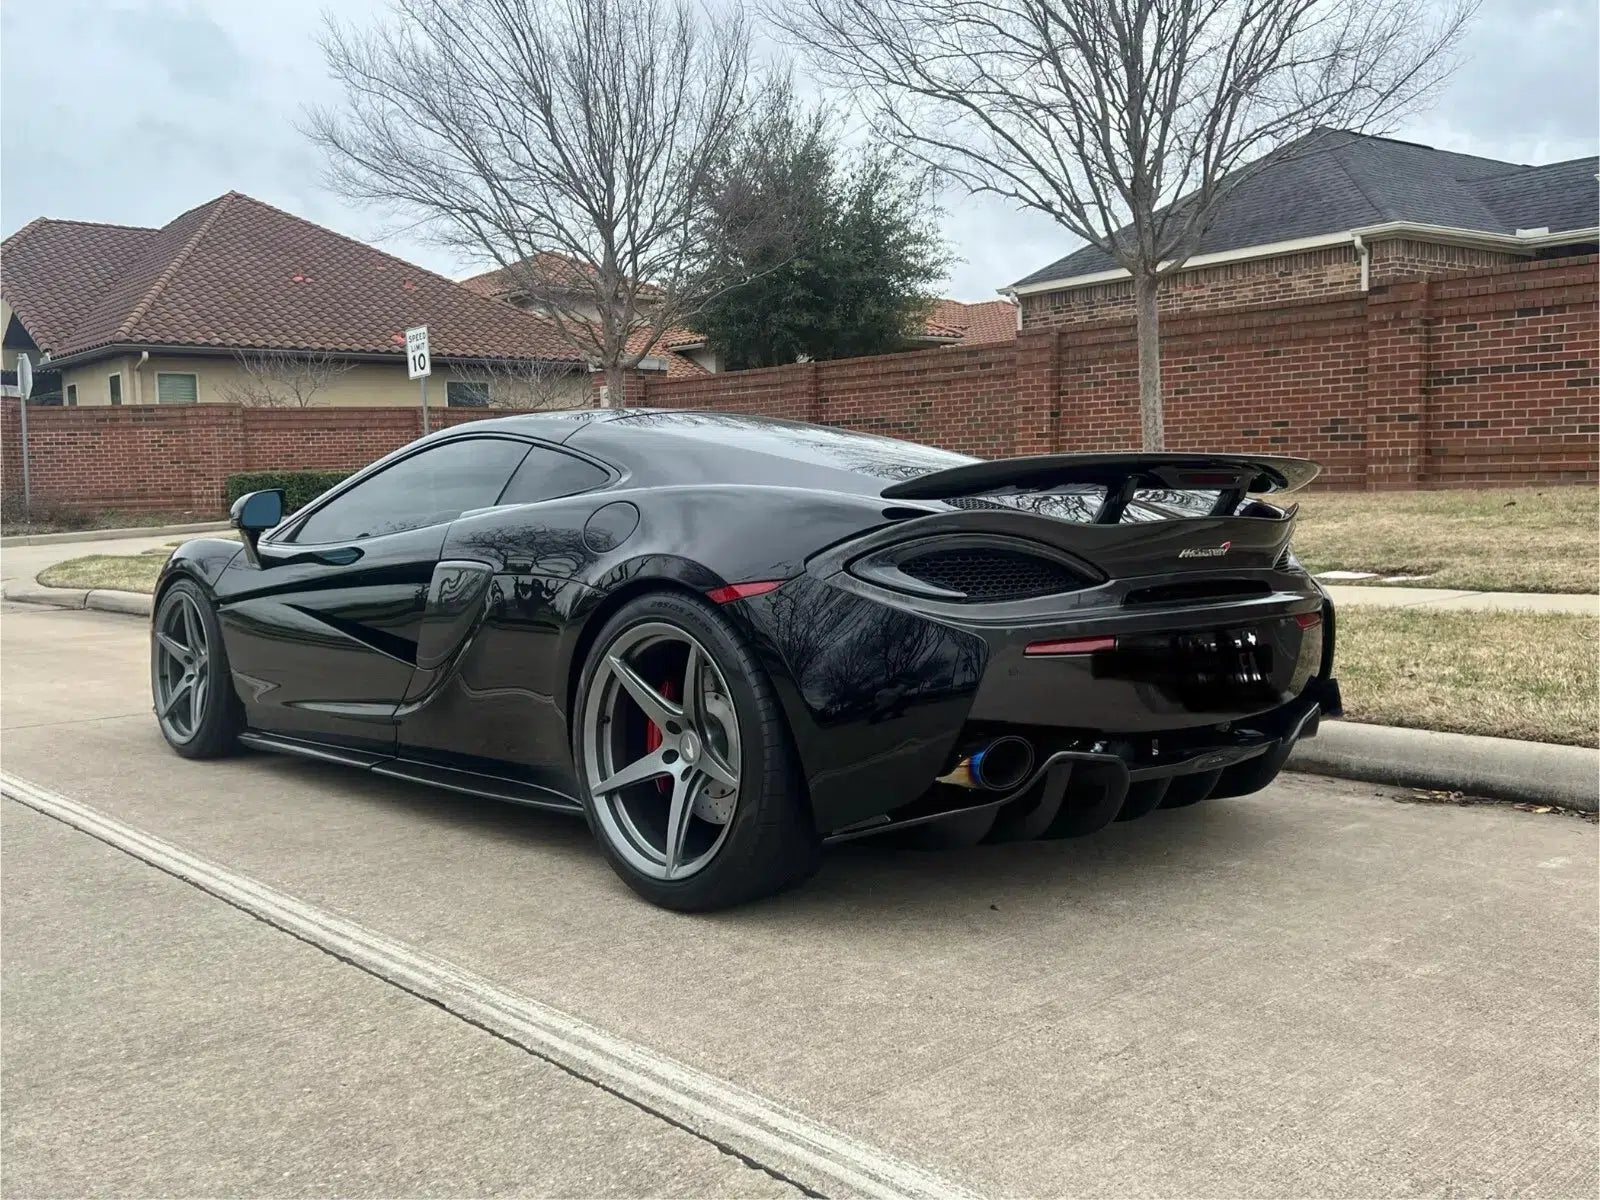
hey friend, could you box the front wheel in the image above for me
[572,591,819,911]
[151,579,243,758]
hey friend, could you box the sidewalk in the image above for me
[0,533,189,587]
[1323,584,1598,614]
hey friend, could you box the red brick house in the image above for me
[1005,130,1598,327]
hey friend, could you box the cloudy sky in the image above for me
[3,0,1595,301]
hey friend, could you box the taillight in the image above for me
[1294,611,1322,629]
[1025,635,1117,656]
[706,580,784,604]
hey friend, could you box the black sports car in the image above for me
[152,409,1340,910]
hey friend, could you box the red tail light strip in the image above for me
[705,580,785,605]
[1294,611,1323,629]
[1024,635,1117,657]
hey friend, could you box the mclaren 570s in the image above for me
[152,409,1340,909]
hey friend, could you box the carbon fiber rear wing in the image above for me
[879,452,1319,522]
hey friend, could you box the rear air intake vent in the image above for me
[1124,580,1272,607]
[899,548,1083,602]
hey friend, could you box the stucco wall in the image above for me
[58,354,589,410]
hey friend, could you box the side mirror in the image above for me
[230,489,285,566]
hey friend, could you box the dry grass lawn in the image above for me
[1337,607,1598,747]
[37,553,166,594]
[1291,486,1598,594]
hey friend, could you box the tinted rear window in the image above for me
[608,411,974,483]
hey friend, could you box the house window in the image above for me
[447,380,492,408]
[156,372,198,404]
[108,373,122,406]
[65,383,78,407]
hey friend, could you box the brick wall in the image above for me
[1019,237,1533,329]
[1367,238,1519,286]
[1020,246,1363,330]
[0,403,512,514]
[646,253,1595,489]
[3,254,1594,510]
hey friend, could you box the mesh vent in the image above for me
[899,548,1082,602]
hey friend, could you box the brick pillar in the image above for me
[1365,279,1432,489]
[1012,328,1061,456]
[804,362,823,424]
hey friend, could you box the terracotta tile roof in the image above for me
[0,218,163,354]
[2,193,583,364]
[627,326,707,377]
[920,298,1018,344]
[460,252,662,300]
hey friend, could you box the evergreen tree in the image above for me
[699,85,948,370]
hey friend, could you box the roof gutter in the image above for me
[1001,222,1599,299]
[36,342,587,373]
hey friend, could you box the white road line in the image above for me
[1,771,979,1200]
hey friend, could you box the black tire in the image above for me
[151,579,244,759]
[572,591,820,911]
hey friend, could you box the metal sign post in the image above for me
[405,325,432,434]
[16,353,34,511]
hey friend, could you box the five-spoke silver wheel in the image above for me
[581,622,742,881]
[152,589,211,744]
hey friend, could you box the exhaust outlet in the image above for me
[937,736,1036,792]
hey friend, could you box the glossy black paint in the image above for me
[157,409,1340,837]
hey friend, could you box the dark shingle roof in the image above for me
[1013,130,1600,287]
[2,194,584,363]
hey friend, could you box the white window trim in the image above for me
[108,371,123,406]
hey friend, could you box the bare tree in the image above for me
[307,0,757,406]
[770,0,1477,448]
[217,350,355,408]
[448,357,587,410]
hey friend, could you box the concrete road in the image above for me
[3,602,1596,1198]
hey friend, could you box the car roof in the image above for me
[448,408,977,495]
[558,409,979,494]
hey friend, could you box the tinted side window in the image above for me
[497,445,609,505]
[292,439,530,543]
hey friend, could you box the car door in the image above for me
[394,442,616,790]
[213,436,533,754]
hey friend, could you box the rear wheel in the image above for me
[573,592,819,911]
[151,579,243,759]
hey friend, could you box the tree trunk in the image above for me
[602,361,627,409]
[1134,272,1165,450]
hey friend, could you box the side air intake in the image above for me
[847,535,1097,603]
[900,548,1083,602]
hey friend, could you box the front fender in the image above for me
[154,537,245,612]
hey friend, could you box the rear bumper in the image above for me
[825,679,1339,842]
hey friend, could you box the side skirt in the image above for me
[238,730,584,816]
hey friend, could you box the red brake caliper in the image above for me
[644,678,677,793]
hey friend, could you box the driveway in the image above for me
[2,602,1595,1198]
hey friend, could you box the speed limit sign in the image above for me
[405,325,431,379]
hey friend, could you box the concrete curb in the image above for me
[3,580,151,617]
[1289,721,1597,812]
[0,520,228,548]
